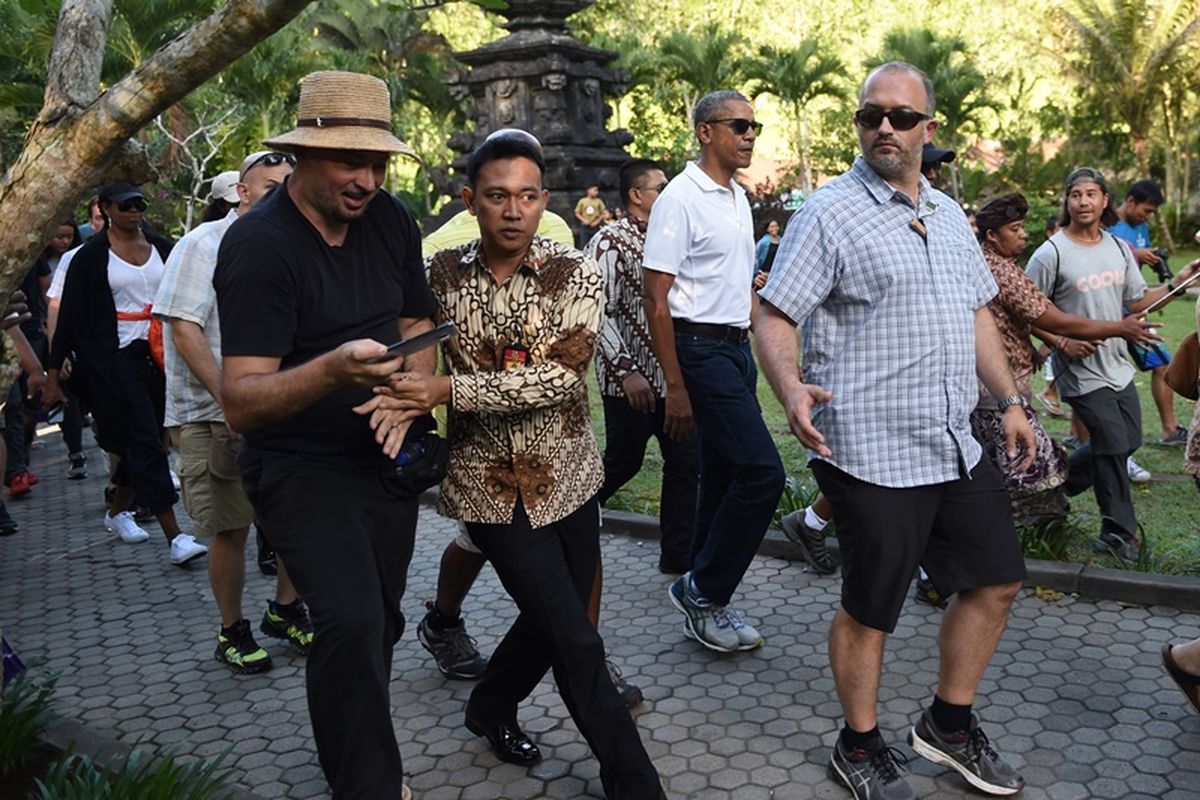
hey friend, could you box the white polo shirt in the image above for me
[642,161,755,328]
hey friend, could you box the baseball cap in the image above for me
[210,171,240,203]
[921,143,955,170]
[97,182,145,204]
[1064,166,1109,193]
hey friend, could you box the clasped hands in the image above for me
[341,339,450,458]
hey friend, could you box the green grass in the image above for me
[593,247,1200,576]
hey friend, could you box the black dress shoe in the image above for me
[464,709,542,765]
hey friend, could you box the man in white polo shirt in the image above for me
[643,89,785,654]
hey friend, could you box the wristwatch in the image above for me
[997,394,1026,412]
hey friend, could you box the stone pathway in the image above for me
[2,430,1199,798]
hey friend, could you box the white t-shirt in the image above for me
[642,161,755,328]
[46,245,83,301]
[108,248,165,348]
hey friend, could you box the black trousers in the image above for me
[89,343,176,513]
[241,448,418,800]
[466,500,665,800]
[597,395,699,567]
[1064,383,1142,538]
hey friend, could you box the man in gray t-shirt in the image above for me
[1026,167,1198,561]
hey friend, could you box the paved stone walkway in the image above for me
[3,430,1199,799]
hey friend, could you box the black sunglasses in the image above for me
[853,106,931,131]
[706,117,763,136]
[242,151,296,177]
[117,197,147,212]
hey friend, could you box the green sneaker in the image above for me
[215,619,272,674]
[261,600,314,654]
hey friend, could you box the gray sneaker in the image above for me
[722,605,764,650]
[828,739,916,800]
[668,573,739,652]
[782,510,837,575]
[908,711,1024,796]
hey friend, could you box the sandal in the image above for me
[1161,643,1200,713]
[1036,390,1066,418]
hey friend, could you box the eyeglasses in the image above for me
[116,197,147,212]
[853,106,931,131]
[241,151,296,178]
[636,182,669,194]
[705,118,763,136]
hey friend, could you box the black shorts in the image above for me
[812,458,1027,633]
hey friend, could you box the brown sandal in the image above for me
[1161,643,1200,713]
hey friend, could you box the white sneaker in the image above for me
[722,605,764,651]
[169,533,208,566]
[1127,456,1152,483]
[104,510,149,543]
[170,469,181,491]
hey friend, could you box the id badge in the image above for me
[502,344,530,371]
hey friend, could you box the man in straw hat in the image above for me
[214,71,436,799]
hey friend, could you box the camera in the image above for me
[1152,247,1174,283]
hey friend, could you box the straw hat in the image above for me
[263,71,416,157]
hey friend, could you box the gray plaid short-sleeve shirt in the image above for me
[760,157,997,488]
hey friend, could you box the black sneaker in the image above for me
[260,600,314,654]
[828,738,915,800]
[67,453,87,480]
[1093,530,1140,562]
[781,511,837,575]
[908,711,1024,796]
[0,505,17,537]
[914,575,948,610]
[605,657,643,710]
[417,602,488,679]
[215,619,272,674]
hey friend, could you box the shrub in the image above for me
[0,673,56,777]
[32,746,235,800]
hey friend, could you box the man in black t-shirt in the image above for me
[213,71,436,800]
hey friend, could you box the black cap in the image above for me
[98,182,145,204]
[921,143,955,170]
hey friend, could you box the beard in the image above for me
[863,137,921,182]
[311,183,375,223]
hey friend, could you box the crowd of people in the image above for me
[2,61,1200,800]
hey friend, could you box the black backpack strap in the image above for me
[1047,238,1061,305]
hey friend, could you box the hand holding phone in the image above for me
[366,322,457,364]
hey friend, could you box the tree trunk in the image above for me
[0,0,313,300]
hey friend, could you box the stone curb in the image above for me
[596,507,1200,612]
[418,492,1200,610]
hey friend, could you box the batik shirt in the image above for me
[427,236,605,528]
[977,242,1050,409]
[585,216,666,397]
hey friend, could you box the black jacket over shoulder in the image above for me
[49,230,173,372]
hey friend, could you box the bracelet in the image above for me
[1056,336,1068,350]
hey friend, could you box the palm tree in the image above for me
[744,40,847,193]
[868,28,996,199]
[653,23,747,127]
[1054,0,1200,176]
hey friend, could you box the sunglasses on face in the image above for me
[706,118,763,136]
[117,197,147,213]
[242,151,296,177]
[853,106,930,131]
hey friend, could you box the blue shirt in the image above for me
[1108,219,1151,249]
[760,156,997,488]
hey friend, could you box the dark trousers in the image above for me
[3,382,27,480]
[241,448,417,800]
[675,332,785,605]
[59,391,84,455]
[1064,383,1141,538]
[597,394,699,567]
[95,344,176,513]
[466,500,664,800]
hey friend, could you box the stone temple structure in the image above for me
[444,0,632,225]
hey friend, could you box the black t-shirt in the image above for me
[214,179,436,471]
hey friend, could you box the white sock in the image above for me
[804,505,829,531]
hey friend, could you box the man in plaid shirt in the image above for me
[757,62,1034,800]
